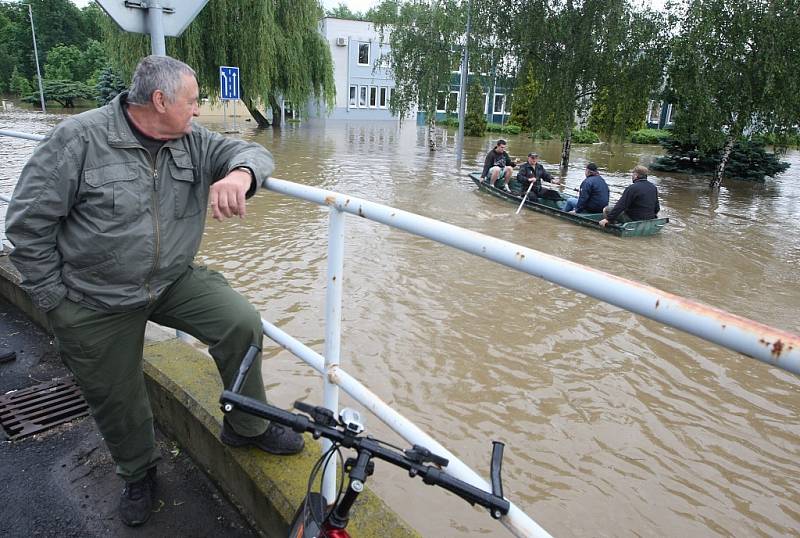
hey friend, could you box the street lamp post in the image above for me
[455,0,473,167]
[25,3,46,113]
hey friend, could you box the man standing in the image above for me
[480,138,515,192]
[563,162,610,214]
[5,56,303,527]
[599,165,660,226]
[513,152,559,197]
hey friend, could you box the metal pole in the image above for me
[321,207,345,504]
[147,3,166,56]
[455,0,472,166]
[26,4,46,113]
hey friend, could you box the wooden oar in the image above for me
[515,180,536,214]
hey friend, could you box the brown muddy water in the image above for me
[2,109,799,537]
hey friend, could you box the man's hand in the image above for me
[598,218,608,227]
[209,169,252,221]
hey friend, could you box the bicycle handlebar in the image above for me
[219,390,511,518]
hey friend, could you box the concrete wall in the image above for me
[0,255,420,538]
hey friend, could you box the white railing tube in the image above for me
[265,177,800,375]
[321,207,346,503]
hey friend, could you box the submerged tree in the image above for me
[372,0,465,150]
[464,80,487,136]
[102,0,335,127]
[667,0,799,187]
[512,0,667,171]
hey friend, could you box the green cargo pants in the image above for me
[46,264,268,482]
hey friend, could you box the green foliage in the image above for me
[509,67,541,130]
[10,67,32,97]
[529,128,555,140]
[753,131,800,148]
[95,66,127,106]
[0,1,103,93]
[666,0,800,164]
[102,0,335,124]
[326,3,364,20]
[512,0,668,166]
[23,78,94,107]
[45,44,83,80]
[464,81,486,136]
[588,87,647,141]
[486,123,521,134]
[372,0,464,127]
[571,128,600,144]
[630,128,671,145]
[651,138,789,181]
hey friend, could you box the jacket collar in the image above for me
[106,92,187,152]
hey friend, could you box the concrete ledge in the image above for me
[0,255,420,537]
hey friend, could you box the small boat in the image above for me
[469,172,669,237]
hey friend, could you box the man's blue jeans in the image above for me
[563,197,578,212]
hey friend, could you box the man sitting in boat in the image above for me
[598,165,660,227]
[563,162,609,214]
[480,139,515,192]
[511,152,560,198]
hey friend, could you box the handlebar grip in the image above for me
[490,441,504,500]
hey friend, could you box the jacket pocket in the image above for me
[169,159,202,219]
[82,162,142,228]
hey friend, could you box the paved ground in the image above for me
[0,297,259,538]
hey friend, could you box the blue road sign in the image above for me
[219,66,240,100]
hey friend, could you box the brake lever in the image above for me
[404,444,449,468]
[293,400,337,427]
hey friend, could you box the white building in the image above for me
[312,17,402,121]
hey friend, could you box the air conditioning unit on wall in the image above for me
[335,37,347,47]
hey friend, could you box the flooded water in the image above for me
[2,108,799,538]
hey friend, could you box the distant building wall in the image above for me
[310,18,404,121]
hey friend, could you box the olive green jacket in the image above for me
[6,92,274,312]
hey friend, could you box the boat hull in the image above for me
[469,172,668,237]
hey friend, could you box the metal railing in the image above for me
[3,129,800,538]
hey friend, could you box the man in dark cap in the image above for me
[512,152,560,197]
[563,162,609,214]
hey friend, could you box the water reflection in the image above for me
[2,110,799,537]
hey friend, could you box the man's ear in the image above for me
[152,89,167,112]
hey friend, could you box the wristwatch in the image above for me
[233,166,253,179]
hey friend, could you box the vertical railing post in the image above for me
[321,207,345,503]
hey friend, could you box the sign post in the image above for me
[220,66,241,133]
[96,1,210,56]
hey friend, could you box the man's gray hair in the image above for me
[127,55,196,105]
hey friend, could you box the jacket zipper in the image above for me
[144,151,161,303]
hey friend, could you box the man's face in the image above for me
[528,156,537,166]
[161,74,199,137]
[497,143,507,153]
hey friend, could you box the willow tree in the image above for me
[102,0,334,127]
[512,0,666,171]
[372,0,465,150]
[667,0,799,188]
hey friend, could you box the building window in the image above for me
[436,92,448,113]
[665,104,675,125]
[358,43,370,65]
[349,85,357,107]
[493,93,505,114]
[648,101,662,124]
[449,91,460,112]
[359,86,367,108]
[379,87,388,108]
[369,86,377,108]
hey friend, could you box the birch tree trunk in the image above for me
[710,135,736,188]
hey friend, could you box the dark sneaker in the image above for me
[119,467,157,527]
[221,420,304,455]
